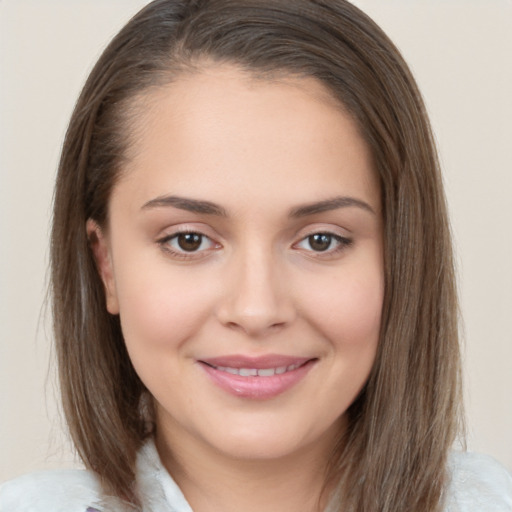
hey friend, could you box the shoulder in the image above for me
[0,468,102,512]
[445,451,512,511]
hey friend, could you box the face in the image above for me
[89,65,384,464]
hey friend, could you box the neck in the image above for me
[155,424,339,512]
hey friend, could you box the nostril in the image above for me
[223,318,289,336]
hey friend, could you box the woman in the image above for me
[1,1,511,511]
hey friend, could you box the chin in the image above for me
[206,415,342,462]
[214,433,310,461]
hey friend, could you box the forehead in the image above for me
[112,64,379,215]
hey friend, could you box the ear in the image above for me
[86,219,120,315]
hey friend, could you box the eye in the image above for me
[295,232,352,254]
[158,231,219,258]
[173,232,207,252]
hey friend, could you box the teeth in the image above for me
[213,363,303,377]
[239,368,258,376]
[257,368,276,377]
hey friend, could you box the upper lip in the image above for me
[199,354,314,369]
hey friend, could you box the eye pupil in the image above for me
[177,233,202,251]
[309,234,331,251]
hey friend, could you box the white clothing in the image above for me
[1,440,511,511]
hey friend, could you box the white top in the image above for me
[1,440,511,511]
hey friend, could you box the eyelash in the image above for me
[157,230,220,260]
[157,230,353,260]
[294,232,353,256]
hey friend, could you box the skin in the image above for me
[89,65,384,512]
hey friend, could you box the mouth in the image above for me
[198,355,317,399]
[202,361,307,377]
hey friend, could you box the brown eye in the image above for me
[177,233,203,252]
[308,234,333,252]
[158,231,218,259]
[294,232,352,256]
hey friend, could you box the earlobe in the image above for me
[86,219,120,315]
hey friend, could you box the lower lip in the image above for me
[199,360,316,400]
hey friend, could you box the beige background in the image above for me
[1,0,511,480]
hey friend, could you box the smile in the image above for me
[206,363,302,377]
[199,356,317,399]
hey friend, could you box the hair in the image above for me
[51,1,463,510]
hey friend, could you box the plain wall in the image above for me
[1,0,511,480]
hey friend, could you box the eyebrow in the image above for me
[289,196,376,217]
[141,194,375,217]
[141,195,228,216]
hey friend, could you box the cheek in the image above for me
[338,277,383,340]
[305,261,384,412]
[303,262,384,350]
[112,258,218,355]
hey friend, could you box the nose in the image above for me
[215,245,296,338]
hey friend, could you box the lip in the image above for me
[198,354,317,400]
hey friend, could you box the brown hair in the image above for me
[51,1,463,510]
